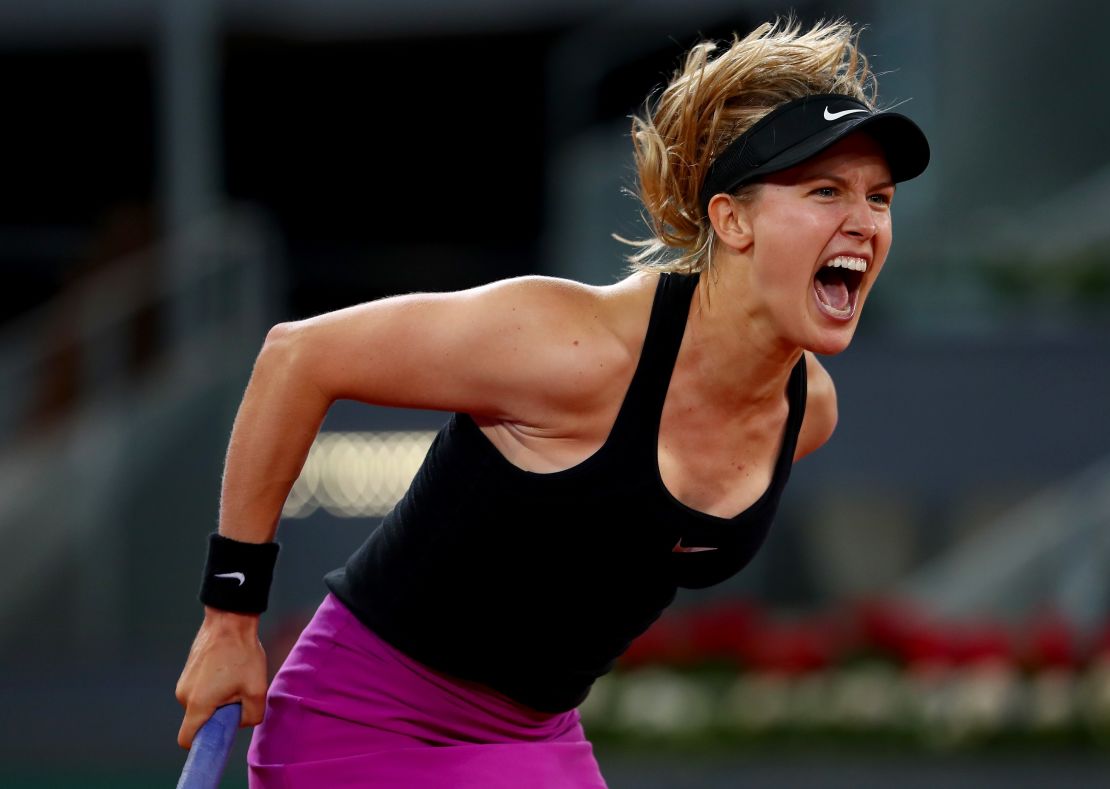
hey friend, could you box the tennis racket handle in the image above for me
[177,702,242,789]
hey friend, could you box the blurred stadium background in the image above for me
[2,0,1109,786]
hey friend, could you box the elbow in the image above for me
[259,320,335,409]
[256,321,326,400]
[264,320,298,348]
[259,321,300,368]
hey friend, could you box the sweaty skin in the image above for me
[175,133,892,748]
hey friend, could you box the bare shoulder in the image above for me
[471,274,625,331]
[480,272,652,324]
[273,268,660,428]
[481,272,657,421]
[467,272,658,469]
[795,351,838,460]
[804,351,836,400]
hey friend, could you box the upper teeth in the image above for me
[824,256,868,272]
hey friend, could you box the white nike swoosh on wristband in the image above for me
[214,571,246,586]
[824,106,869,121]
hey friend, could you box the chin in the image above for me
[802,306,862,355]
[805,330,856,356]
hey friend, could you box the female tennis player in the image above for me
[176,18,929,787]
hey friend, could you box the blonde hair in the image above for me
[622,18,878,274]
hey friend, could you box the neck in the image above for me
[679,264,803,409]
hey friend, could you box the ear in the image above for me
[706,193,754,252]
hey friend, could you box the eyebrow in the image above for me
[803,172,896,191]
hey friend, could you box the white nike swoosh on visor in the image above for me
[214,571,246,586]
[673,539,718,554]
[824,107,869,121]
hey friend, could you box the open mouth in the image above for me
[813,256,866,321]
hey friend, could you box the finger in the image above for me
[174,679,191,708]
[178,704,216,750]
[239,691,266,728]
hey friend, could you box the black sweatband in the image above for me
[199,532,281,614]
[698,93,930,213]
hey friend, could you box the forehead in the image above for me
[766,133,893,186]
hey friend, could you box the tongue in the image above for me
[815,277,850,310]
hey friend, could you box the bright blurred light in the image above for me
[282,430,436,518]
[580,662,1110,745]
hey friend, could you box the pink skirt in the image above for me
[247,594,608,788]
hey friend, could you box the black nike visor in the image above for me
[698,93,930,213]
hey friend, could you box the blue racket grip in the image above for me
[177,702,242,789]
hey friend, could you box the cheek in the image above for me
[865,224,893,286]
[752,209,827,262]
[873,217,893,263]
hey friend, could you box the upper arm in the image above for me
[270,276,624,422]
[794,351,838,461]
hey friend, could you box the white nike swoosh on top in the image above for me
[673,539,718,554]
[824,106,869,121]
[214,571,246,586]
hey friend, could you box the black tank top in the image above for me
[325,273,807,712]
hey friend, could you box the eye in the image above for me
[811,186,838,198]
[868,193,893,207]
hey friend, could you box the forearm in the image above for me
[182,364,297,746]
[217,323,331,544]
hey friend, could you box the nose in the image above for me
[841,197,878,241]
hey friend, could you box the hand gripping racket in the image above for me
[177,703,242,789]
